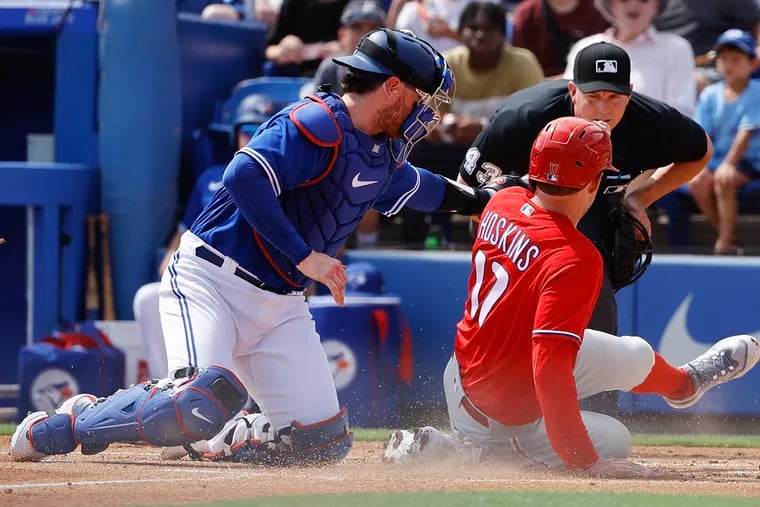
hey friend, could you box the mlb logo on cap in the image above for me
[573,42,631,95]
[595,60,618,73]
[547,162,560,182]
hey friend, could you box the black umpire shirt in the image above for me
[458,79,708,249]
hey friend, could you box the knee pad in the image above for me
[29,413,78,455]
[74,365,247,449]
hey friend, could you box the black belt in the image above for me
[194,246,299,296]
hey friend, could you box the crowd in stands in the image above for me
[181,0,760,254]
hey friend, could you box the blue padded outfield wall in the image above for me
[344,251,760,417]
[99,0,182,319]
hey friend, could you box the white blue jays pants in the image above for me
[444,329,655,468]
[158,232,340,432]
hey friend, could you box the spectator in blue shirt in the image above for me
[688,29,760,255]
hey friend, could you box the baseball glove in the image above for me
[469,174,530,238]
[607,204,653,291]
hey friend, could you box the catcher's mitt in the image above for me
[607,204,653,291]
[469,174,530,237]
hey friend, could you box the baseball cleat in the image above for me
[10,394,99,461]
[382,426,454,463]
[665,334,760,409]
[383,429,415,463]
[10,411,50,462]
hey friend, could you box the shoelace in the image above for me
[690,350,738,387]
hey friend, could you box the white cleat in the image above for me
[10,394,97,462]
[383,429,415,463]
[10,411,49,462]
[665,334,760,409]
[383,426,454,463]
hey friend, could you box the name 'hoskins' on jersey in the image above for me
[455,186,604,426]
[476,209,540,272]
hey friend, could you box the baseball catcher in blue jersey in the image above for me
[11,28,511,466]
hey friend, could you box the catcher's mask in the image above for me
[608,204,653,291]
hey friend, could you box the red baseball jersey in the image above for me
[455,186,603,427]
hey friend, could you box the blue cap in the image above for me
[345,262,385,295]
[340,0,385,27]
[714,29,757,59]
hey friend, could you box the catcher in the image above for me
[457,41,714,415]
[385,117,760,477]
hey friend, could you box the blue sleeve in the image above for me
[738,85,760,131]
[223,115,334,264]
[373,162,445,215]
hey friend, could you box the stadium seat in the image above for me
[211,77,312,130]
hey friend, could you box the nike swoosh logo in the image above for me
[191,406,213,424]
[352,173,378,188]
[659,293,760,366]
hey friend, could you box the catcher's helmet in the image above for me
[333,28,455,163]
[529,117,617,190]
[233,93,276,129]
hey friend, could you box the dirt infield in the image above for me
[2,437,760,507]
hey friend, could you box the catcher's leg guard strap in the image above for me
[74,365,247,448]
[225,408,354,465]
[290,407,353,465]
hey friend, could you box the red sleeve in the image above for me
[532,336,599,469]
[533,255,602,343]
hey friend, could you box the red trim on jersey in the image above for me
[252,230,301,287]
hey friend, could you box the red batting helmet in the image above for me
[529,117,617,190]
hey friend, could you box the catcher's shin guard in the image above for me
[290,407,354,464]
[69,365,247,452]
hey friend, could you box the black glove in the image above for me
[607,204,653,291]
[468,175,531,238]
[478,174,530,195]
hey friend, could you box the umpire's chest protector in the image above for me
[281,93,395,255]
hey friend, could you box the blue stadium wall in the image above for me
[344,251,760,417]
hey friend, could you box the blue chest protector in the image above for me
[254,93,396,288]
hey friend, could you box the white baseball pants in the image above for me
[158,232,340,432]
[444,329,656,467]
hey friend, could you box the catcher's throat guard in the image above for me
[608,204,653,291]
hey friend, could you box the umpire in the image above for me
[458,41,713,415]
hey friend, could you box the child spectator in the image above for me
[688,29,760,255]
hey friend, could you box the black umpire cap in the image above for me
[573,42,632,96]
